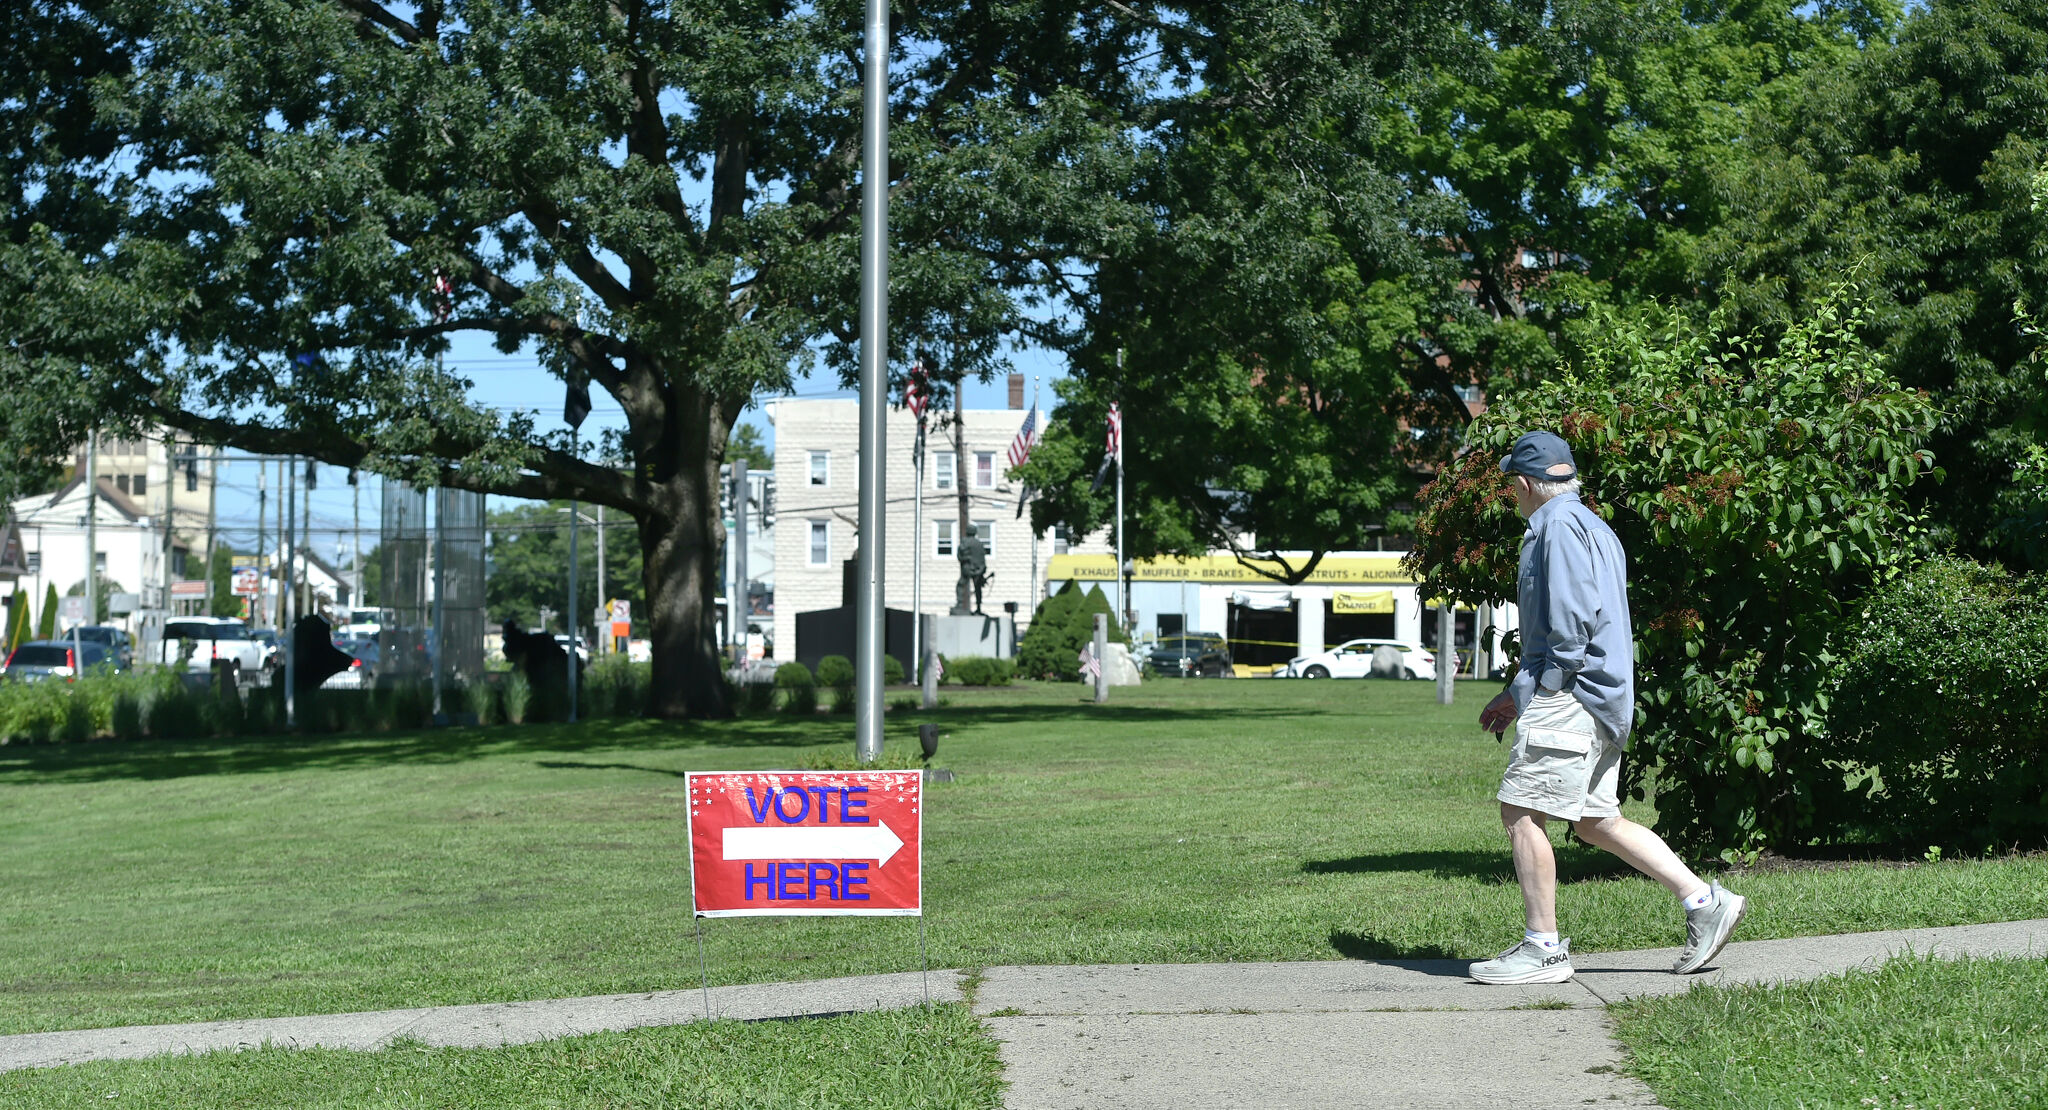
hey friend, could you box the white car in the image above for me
[1280,638,1436,680]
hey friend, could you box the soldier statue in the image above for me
[954,529,991,615]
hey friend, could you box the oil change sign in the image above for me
[687,770,922,917]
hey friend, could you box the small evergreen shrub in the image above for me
[884,655,906,685]
[776,661,817,715]
[816,655,854,688]
[1015,583,1126,681]
[946,656,1016,686]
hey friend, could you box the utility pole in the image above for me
[283,455,297,727]
[567,433,580,724]
[432,489,446,720]
[255,463,267,628]
[1436,601,1456,706]
[161,433,177,617]
[731,460,747,662]
[952,368,970,615]
[301,459,312,620]
[352,471,362,611]
[83,429,98,628]
[852,0,890,765]
[594,502,607,655]
[202,447,219,617]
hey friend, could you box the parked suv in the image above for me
[1145,634,1232,677]
[157,617,268,686]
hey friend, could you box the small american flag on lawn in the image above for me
[1078,648,1101,681]
[1106,402,1122,457]
[930,654,944,683]
[1007,404,1039,469]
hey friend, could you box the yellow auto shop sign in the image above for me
[1045,554,1417,586]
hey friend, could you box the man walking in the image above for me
[1469,431,1746,985]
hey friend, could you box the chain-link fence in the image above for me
[435,487,486,687]
[378,481,430,683]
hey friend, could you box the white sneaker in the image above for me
[1673,881,1747,974]
[1470,938,1574,985]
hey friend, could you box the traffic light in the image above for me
[305,460,317,490]
[184,452,199,492]
[347,466,358,486]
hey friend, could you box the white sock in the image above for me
[1524,930,1561,950]
[1681,886,1713,910]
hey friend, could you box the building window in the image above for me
[934,519,954,557]
[808,520,829,566]
[808,451,828,487]
[1053,525,1070,555]
[115,474,130,494]
[132,474,146,498]
[934,452,955,490]
[974,452,995,488]
[973,519,994,556]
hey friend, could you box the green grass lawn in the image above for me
[0,1004,1004,1109]
[2,679,2044,1037]
[1612,954,2048,1109]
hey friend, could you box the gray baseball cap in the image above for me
[1499,431,1578,481]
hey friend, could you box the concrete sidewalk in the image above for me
[976,918,2048,1109]
[1,919,2043,1108]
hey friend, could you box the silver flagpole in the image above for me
[912,414,923,680]
[853,0,890,763]
[1114,350,1126,634]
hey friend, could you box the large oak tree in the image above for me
[2,0,1156,715]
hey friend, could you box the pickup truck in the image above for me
[158,617,269,686]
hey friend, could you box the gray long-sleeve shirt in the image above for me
[1508,492,1636,746]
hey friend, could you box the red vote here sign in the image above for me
[688,770,923,917]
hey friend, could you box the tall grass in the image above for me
[1,669,453,743]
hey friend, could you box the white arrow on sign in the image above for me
[723,822,905,866]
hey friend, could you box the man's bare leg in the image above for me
[1502,803,1558,934]
[1572,815,1708,900]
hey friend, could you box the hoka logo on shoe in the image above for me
[1541,953,1567,966]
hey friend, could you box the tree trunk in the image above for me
[640,489,733,719]
[636,387,736,720]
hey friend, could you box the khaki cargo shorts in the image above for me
[1497,690,1622,822]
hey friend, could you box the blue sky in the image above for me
[203,329,1069,571]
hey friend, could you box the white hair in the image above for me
[1527,476,1583,500]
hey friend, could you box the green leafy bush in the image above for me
[884,655,906,686]
[946,656,1016,686]
[1408,292,1939,855]
[776,661,817,715]
[830,684,856,713]
[1826,556,2048,850]
[738,677,777,715]
[584,656,649,718]
[816,655,854,688]
[1016,583,1125,681]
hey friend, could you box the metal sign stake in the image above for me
[696,917,711,1022]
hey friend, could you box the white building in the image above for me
[4,475,164,635]
[765,395,1103,661]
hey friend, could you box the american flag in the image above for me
[1106,402,1122,458]
[905,362,929,420]
[1007,405,1039,469]
[1078,648,1101,681]
[431,269,454,324]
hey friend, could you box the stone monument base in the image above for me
[932,613,1015,660]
